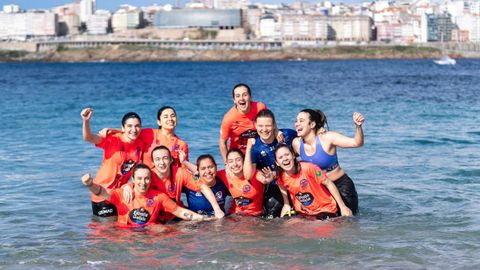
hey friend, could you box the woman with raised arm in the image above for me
[274,144,352,220]
[81,164,207,228]
[81,107,144,217]
[292,109,364,214]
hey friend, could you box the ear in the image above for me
[157,119,162,127]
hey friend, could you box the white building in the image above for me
[80,0,96,23]
[0,12,58,40]
[111,6,143,32]
[86,10,110,35]
[3,4,20,13]
[215,0,250,9]
[259,15,279,39]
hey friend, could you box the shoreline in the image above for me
[0,45,473,62]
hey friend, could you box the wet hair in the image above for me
[255,109,276,126]
[196,154,217,169]
[274,143,299,177]
[226,148,245,162]
[300,109,328,133]
[157,106,176,129]
[121,112,142,127]
[231,83,251,98]
[132,163,151,178]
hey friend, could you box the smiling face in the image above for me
[294,112,315,137]
[227,151,244,175]
[275,146,296,173]
[233,86,251,114]
[132,168,152,195]
[152,148,172,175]
[198,158,217,186]
[157,108,177,131]
[122,117,141,142]
[255,116,275,142]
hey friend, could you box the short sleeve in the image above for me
[158,193,179,214]
[178,168,201,192]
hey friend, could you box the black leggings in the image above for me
[333,174,359,215]
[91,201,117,217]
[262,183,284,218]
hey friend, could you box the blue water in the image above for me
[1,60,479,269]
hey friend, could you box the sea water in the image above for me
[0,60,479,269]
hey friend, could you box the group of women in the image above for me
[80,83,365,227]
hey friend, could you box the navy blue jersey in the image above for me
[183,177,230,216]
[251,128,297,171]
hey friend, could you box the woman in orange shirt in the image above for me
[81,107,145,217]
[141,106,189,168]
[81,164,207,228]
[217,148,273,216]
[274,144,352,220]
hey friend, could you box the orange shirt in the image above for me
[109,188,178,228]
[92,133,144,202]
[220,101,266,153]
[150,166,201,222]
[278,162,337,215]
[217,169,264,216]
[140,128,189,168]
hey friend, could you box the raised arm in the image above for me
[199,183,225,219]
[243,138,256,180]
[81,108,102,145]
[81,173,111,200]
[179,150,198,174]
[219,137,229,165]
[322,178,352,217]
[329,112,364,148]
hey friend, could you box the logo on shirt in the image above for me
[234,196,252,207]
[121,159,136,175]
[315,170,322,177]
[168,183,176,193]
[260,150,267,157]
[242,184,251,193]
[215,191,223,200]
[295,192,314,206]
[129,207,151,225]
[300,179,309,189]
[146,198,155,207]
[195,191,203,197]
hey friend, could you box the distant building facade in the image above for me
[0,12,58,40]
[154,9,241,29]
[86,10,110,35]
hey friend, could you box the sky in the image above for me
[0,0,361,11]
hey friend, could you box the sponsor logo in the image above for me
[260,150,267,157]
[129,207,151,225]
[98,208,114,216]
[242,184,251,193]
[234,196,252,206]
[315,170,322,177]
[121,159,136,175]
[195,192,203,197]
[300,179,309,189]
[295,192,314,206]
[168,183,175,193]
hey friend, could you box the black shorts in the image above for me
[333,174,359,215]
[262,183,284,218]
[91,201,117,217]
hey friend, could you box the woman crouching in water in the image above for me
[274,144,352,220]
[81,164,207,228]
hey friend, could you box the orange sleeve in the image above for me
[258,101,267,111]
[108,189,122,206]
[95,134,110,149]
[158,193,179,214]
[180,140,189,161]
[311,165,327,185]
[178,168,201,192]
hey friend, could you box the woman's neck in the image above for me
[303,131,316,145]
[154,168,170,180]
[160,128,174,138]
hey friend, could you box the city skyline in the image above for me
[0,0,363,11]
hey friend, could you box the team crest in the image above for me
[146,198,155,207]
[315,170,322,177]
[300,179,309,189]
[242,184,251,193]
[215,191,223,200]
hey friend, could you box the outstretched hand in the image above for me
[353,112,364,126]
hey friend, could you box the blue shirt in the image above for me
[183,177,230,216]
[251,128,297,171]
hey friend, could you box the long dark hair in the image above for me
[274,144,299,178]
[231,83,251,98]
[300,109,328,133]
[196,154,217,170]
